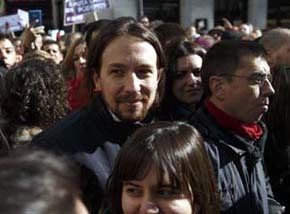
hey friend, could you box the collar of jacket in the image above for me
[86,95,156,145]
[191,103,267,159]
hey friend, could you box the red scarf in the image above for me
[205,99,263,141]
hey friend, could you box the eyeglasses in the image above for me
[220,72,272,87]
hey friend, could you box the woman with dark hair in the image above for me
[159,38,203,121]
[264,65,290,213]
[1,58,69,148]
[107,121,220,214]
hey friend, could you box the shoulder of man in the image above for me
[32,106,107,155]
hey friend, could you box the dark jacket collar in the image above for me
[86,95,155,145]
[191,102,267,158]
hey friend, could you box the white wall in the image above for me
[248,0,268,30]
[180,0,214,30]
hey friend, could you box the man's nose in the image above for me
[124,72,141,93]
[139,202,159,214]
[262,79,275,96]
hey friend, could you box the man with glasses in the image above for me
[190,40,283,213]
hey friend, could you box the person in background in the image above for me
[154,22,186,48]
[1,58,69,148]
[107,121,220,214]
[0,149,88,214]
[13,38,24,56]
[64,32,83,49]
[259,28,290,71]
[190,40,282,213]
[264,65,290,213]
[42,39,63,64]
[62,37,90,111]
[185,25,200,42]
[0,33,18,71]
[159,38,203,121]
[32,18,166,213]
[139,15,150,28]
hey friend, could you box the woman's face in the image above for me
[121,165,193,214]
[73,43,86,76]
[172,54,202,107]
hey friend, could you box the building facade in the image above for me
[2,0,279,31]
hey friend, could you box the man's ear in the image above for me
[209,76,227,101]
[92,70,101,92]
[157,68,164,82]
[264,48,275,67]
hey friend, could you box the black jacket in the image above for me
[265,131,290,213]
[190,103,280,214]
[32,95,152,213]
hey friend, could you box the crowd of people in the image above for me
[0,15,290,214]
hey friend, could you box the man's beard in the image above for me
[114,93,150,122]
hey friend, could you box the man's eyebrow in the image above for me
[138,64,155,68]
[251,70,268,75]
[108,63,126,67]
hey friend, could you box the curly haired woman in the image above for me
[1,58,69,148]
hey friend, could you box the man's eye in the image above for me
[252,75,264,84]
[137,69,152,78]
[110,69,123,74]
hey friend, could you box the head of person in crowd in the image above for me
[87,17,166,122]
[154,22,186,47]
[13,38,24,56]
[22,49,53,62]
[0,33,18,71]
[194,35,215,51]
[42,39,63,64]
[107,121,220,214]
[208,26,224,42]
[251,27,263,40]
[150,19,164,30]
[64,32,82,49]
[0,149,88,214]
[239,23,253,37]
[139,15,150,28]
[220,29,244,41]
[259,28,290,70]
[185,25,200,41]
[160,38,203,120]
[1,58,69,147]
[201,40,275,123]
[62,37,86,81]
[83,19,111,47]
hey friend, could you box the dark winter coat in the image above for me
[32,95,153,213]
[190,103,281,214]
